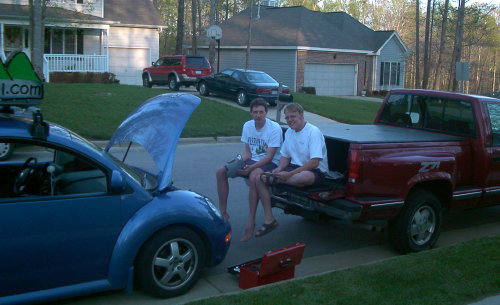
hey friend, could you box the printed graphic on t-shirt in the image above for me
[248,137,268,155]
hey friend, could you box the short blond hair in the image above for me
[284,103,304,115]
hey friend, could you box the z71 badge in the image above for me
[419,161,440,172]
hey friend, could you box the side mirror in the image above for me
[110,170,126,194]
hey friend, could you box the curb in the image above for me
[93,136,241,148]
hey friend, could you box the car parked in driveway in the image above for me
[0,93,231,304]
[142,55,212,90]
[196,68,293,106]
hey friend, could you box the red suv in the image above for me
[142,55,212,90]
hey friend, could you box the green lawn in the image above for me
[41,83,249,139]
[293,92,380,124]
[188,235,500,305]
[40,83,380,139]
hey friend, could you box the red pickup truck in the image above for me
[270,89,500,253]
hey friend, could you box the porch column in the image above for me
[0,24,5,62]
[105,28,109,71]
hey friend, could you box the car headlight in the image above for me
[199,195,222,218]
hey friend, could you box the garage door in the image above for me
[108,47,150,86]
[304,64,357,96]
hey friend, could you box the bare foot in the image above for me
[239,225,255,242]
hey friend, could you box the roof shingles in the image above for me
[212,6,397,52]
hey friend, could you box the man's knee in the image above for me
[249,168,263,181]
[216,166,227,179]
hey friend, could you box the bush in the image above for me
[301,86,316,95]
[49,72,119,84]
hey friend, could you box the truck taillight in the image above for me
[348,149,360,183]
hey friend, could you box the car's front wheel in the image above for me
[168,76,180,91]
[198,81,209,96]
[0,142,14,161]
[388,190,442,254]
[142,74,153,88]
[136,227,206,298]
[236,90,249,106]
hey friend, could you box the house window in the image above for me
[380,62,401,86]
[44,28,84,54]
[77,0,84,3]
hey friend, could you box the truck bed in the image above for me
[316,124,464,143]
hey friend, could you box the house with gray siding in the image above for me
[0,0,164,85]
[196,6,408,96]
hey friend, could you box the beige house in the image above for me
[0,0,164,85]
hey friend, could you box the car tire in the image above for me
[0,142,14,161]
[136,226,206,298]
[168,76,180,91]
[236,90,249,106]
[388,190,442,254]
[198,81,209,96]
[142,74,153,88]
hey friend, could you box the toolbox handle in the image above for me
[279,258,292,268]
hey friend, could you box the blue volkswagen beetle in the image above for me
[0,93,231,304]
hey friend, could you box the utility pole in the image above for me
[245,1,254,70]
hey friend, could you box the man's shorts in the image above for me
[283,164,325,187]
[239,160,277,177]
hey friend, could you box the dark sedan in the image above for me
[196,69,293,106]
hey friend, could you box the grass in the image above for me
[41,83,249,139]
[40,83,380,139]
[188,235,500,305]
[293,92,380,124]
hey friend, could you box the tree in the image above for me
[176,0,185,54]
[29,0,45,79]
[191,0,198,54]
[415,0,421,88]
[422,0,433,89]
[432,0,450,90]
[450,0,466,92]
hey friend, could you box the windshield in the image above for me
[107,152,158,191]
[186,57,209,68]
[244,72,276,83]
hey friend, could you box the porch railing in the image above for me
[43,54,108,82]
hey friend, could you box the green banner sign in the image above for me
[0,51,43,106]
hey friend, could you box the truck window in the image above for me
[424,98,475,137]
[380,94,475,137]
[487,103,500,146]
[379,94,422,126]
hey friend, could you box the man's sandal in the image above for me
[255,220,279,237]
[260,172,278,185]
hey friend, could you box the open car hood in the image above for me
[105,93,200,190]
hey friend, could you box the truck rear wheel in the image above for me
[388,190,442,254]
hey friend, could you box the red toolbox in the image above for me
[228,243,305,289]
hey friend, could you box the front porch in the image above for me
[1,23,110,82]
[43,54,108,82]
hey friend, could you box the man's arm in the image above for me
[274,157,321,181]
[238,146,278,176]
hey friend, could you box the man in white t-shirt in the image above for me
[215,98,282,241]
[255,103,327,237]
